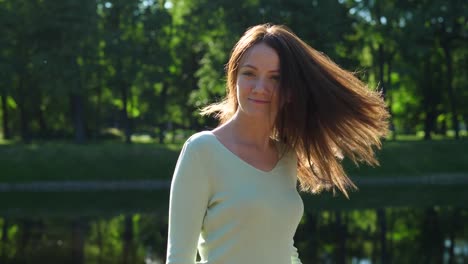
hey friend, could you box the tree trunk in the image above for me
[387,209,394,263]
[386,55,396,140]
[1,218,8,263]
[158,81,169,144]
[94,79,103,140]
[447,208,460,264]
[17,76,31,143]
[120,80,131,144]
[422,56,435,141]
[441,43,459,139]
[122,215,134,264]
[70,93,86,144]
[424,111,436,141]
[421,207,444,263]
[377,208,388,264]
[375,0,385,101]
[464,115,468,136]
[113,3,131,144]
[335,210,346,264]
[71,218,85,264]
[97,221,103,264]
[441,118,448,135]
[378,44,386,99]
[117,74,131,143]
[0,91,10,139]
[35,93,48,138]
[16,220,31,261]
[306,211,319,263]
[72,52,87,144]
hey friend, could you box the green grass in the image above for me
[0,142,180,182]
[389,130,468,141]
[303,185,468,211]
[2,135,466,217]
[1,184,465,217]
[0,190,170,217]
[345,139,468,177]
[0,138,467,183]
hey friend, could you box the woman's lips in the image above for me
[248,98,270,104]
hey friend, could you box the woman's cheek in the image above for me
[238,78,252,91]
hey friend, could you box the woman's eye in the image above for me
[241,72,255,77]
[271,75,280,81]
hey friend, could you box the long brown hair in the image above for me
[201,24,390,197]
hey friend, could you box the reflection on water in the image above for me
[0,207,467,264]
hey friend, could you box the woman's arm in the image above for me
[166,139,210,264]
[291,239,302,264]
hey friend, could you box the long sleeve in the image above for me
[166,140,210,264]
[291,239,302,264]
[165,131,304,263]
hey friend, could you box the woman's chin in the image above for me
[243,110,276,120]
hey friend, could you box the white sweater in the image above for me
[166,131,304,264]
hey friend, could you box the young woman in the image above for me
[166,23,389,264]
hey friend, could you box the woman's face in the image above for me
[236,42,280,123]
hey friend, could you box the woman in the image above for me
[166,24,389,264]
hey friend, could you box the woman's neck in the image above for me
[220,112,274,151]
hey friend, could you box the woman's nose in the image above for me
[253,78,270,93]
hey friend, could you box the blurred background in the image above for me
[0,0,467,263]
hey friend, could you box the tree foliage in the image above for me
[0,0,466,143]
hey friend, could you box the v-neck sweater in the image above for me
[166,131,304,264]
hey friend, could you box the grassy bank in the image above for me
[1,184,466,217]
[0,190,169,217]
[302,184,468,211]
[345,139,468,177]
[0,142,180,182]
[0,139,467,183]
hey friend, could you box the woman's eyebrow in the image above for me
[240,64,257,69]
[240,64,279,73]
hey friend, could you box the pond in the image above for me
[0,189,467,264]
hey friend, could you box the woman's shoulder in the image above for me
[183,130,216,152]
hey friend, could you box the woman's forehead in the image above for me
[238,43,280,72]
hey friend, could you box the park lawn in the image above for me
[0,184,465,217]
[345,139,468,177]
[302,184,468,211]
[0,142,181,183]
[0,139,467,183]
[0,190,170,217]
[1,137,466,217]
